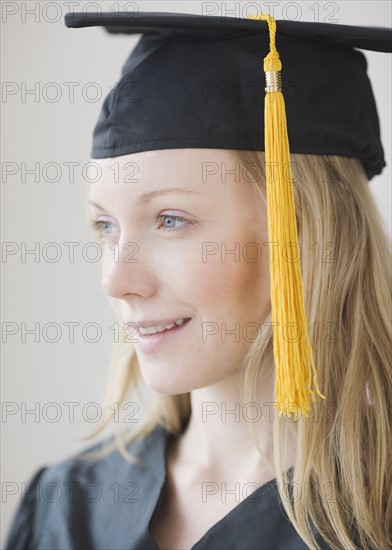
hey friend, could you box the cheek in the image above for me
[206,252,270,318]
[107,296,122,321]
[169,238,271,327]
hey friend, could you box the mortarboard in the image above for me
[64,11,392,419]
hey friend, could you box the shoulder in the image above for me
[3,466,47,550]
[4,425,168,550]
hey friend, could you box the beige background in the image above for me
[1,0,391,543]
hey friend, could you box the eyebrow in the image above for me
[88,187,201,210]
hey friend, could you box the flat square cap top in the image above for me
[65,11,392,178]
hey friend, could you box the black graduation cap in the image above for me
[64,11,391,179]
[64,11,392,418]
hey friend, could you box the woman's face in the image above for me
[88,148,271,394]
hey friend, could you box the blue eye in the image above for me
[89,219,116,238]
[156,214,192,231]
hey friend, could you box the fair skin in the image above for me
[88,148,295,549]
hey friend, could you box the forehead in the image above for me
[86,148,264,215]
[87,148,243,186]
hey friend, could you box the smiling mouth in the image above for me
[137,318,192,336]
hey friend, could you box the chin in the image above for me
[140,373,204,395]
[139,361,224,395]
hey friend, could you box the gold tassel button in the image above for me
[265,71,282,93]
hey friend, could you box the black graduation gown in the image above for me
[4,424,333,549]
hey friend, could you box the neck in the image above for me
[173,369,295,481]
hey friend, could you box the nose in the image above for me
[100,237,156,299]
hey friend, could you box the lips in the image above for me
[130,317,192,354]
[125,317,192,335]
[138,318,190,335]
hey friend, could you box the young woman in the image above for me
[5,11,391,550]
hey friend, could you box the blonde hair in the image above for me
[79,151,392,550]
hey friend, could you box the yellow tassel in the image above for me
[247,14,326,419]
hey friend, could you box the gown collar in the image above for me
[102,424,294,550]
